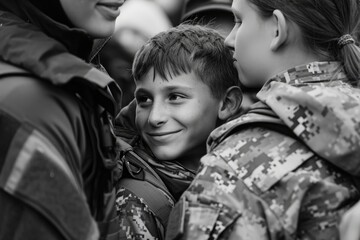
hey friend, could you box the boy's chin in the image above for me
[153,153,178,162]
[152,148,182,162]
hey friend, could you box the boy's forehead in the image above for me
[136,68,197,83]
[135,70,207,91]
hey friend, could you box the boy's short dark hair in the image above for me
[132,24,240,99]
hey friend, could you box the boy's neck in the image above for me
[175,144,206,172]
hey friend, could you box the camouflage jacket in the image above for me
[165,62,360,240]
[116,187,168,240]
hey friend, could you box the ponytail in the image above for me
[339,40,360,87]
[248,0,360,87]
[337,0,360,87]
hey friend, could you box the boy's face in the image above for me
[135,70,221,162]
[59,0,125,38]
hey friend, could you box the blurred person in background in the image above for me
[181,0,234,37]
[153,0,186,26]
[101,0,173,106]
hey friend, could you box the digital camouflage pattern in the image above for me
[115,160,195,240]
[116,187,166,240]
[166,62,360,240]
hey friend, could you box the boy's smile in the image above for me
[146,129,183,144]
[134,69,221,164]
[147,129,182,137]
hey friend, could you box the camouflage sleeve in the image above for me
[116,187,164,240]
[166,130,359,240]
[166,159,282,240]
[277,157,358,239]
[167,158,358,240]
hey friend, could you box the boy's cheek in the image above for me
[135,110,149,129]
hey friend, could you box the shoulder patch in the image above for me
[0,121,98,240]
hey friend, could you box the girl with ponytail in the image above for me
[166,0,360,239]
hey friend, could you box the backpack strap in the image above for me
[117,140,175,227]
[119,140,173,197]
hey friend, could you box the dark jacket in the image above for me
[0,1,122,239]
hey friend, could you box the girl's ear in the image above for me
[218,86,243,121]
[270,9,288,51]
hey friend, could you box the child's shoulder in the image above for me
[116,186,166,239]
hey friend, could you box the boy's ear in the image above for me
[270,9,288,51]
[218,86,243,121]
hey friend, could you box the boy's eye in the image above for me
[168,93,186,102]
[136,95,152,106]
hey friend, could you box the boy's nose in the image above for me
[148,102,168,127]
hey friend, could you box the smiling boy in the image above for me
[135,70,224,170]
[115,24,243,239]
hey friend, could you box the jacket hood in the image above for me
[0,7,122,115]
[0,0,95,58]
[208,62,360,176]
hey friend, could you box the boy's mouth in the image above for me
[147,130,182,137]
[146,130,183,144]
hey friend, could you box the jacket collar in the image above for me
[265,61,347,86]
[0,0,96,59]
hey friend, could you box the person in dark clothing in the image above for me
[0,0,124,239]
[181,0,234,37]
[101,0,172,106]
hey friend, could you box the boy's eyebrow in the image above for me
[163,85,193,92]
[134,85,194,95]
